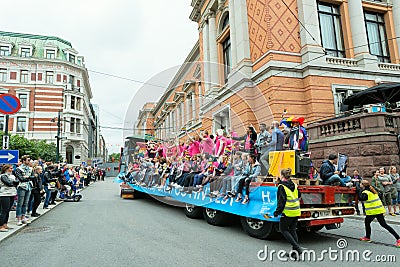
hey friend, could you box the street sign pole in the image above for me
[56,110,61,163]
[2,115,9,150]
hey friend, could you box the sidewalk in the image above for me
[349,213,400,225]
[0,200,64,243]
[0,181,97,243]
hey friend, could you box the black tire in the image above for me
[240,217,280,240]
[184,204,203,219]
[203,208,231,226]
[74,196,82,202]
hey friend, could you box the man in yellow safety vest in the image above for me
[273,168,304,257]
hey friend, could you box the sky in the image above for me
[0,0,198,153]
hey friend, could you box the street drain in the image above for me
[21,226,51,233]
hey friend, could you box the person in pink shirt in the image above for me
[187,135,201,156]
[198,130,215,156]
[215,129,227,157]
[178,141,186,157]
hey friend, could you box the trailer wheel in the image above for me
[240,217,279,240]
[203,208,230,226]
[184,204,203,219]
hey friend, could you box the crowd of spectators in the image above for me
[0,155,107,232]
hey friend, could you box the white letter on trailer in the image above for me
[262,191,271,203]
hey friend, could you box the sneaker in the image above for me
[16,221,22,226]
[0,228,9,232]
[359,237,371,242]
[396,239,400,248]
[345,182,353,187]
[31,213,41,217]
[242,198,250,204]
[389,213,396,216]
[395,212,400,215]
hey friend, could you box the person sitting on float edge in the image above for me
[320,154,352,187]
[357,180,400,247]
[235,154,261,204]
[273,168,305,256]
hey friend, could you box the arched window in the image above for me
[221,15,229,33]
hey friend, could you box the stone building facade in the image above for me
[0,31,98,164]
[142,0,400,172]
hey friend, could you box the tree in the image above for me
[108,153,120,163]
[0,131,56,162]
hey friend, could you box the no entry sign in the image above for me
[0,94,21,114]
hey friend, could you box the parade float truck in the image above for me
[118,150,357,239]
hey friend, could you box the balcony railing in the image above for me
[308,112,400,141]
[326,57,358,67]
[378,62,400,71]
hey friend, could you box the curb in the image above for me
[0,182,94,243]
[0,201,64,243]
[346,215,400,226]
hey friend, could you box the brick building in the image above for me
[0,31,99,164]
[145,0,400,143]
[136,102,156,138]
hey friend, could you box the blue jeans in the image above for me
[16,188,31,217]
[44,186,51,208]
[323,174,345,186]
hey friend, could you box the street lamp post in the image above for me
[55,110,61,163]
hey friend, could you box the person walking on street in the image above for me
[0,164,17,232]
[273,168,304,257]
[15,155,33,226]
[358,180,400,247]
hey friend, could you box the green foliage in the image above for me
[108,152,120,162]
[0,131,56,162]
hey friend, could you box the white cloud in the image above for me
[0,0,198,153]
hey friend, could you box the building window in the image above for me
[70,117,75,132]
[364,12,390,63]
[76,118,81,133]
[46,71,54,84]
[20,70,28,83]
[69,75,75,86]
[76,97,81,111]
[71,96,76,109]
[20,48,31,57]
[317,2,345,58]
[0,116,4,131]
[0,46,10,56]
[69,54,75,64]
[0,68,6,82]
[222,37,232,83]
[16,117,26,132]
[46,49,56,59]
[19,94,28,108]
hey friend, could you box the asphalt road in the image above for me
[0,179,399,267]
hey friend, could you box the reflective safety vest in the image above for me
[363,190,386,216]
[281,184,301,217]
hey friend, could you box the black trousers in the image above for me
[31,190,41,214]
[279,216,301,251]
[0,196,14,225]
[50,190,58,204]
[237,177,251,196]
[365,213,400,240]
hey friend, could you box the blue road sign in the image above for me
[0,150,19,164]
[0,94,21,115]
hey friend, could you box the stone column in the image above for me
[348,0,369,56]
[208,12,219,88]
[228,0,237,67]
[192,92,196,120]
[393,0,400,62]
[296,0,325,63]
[201,21,211,93]
[233,0,251,63]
